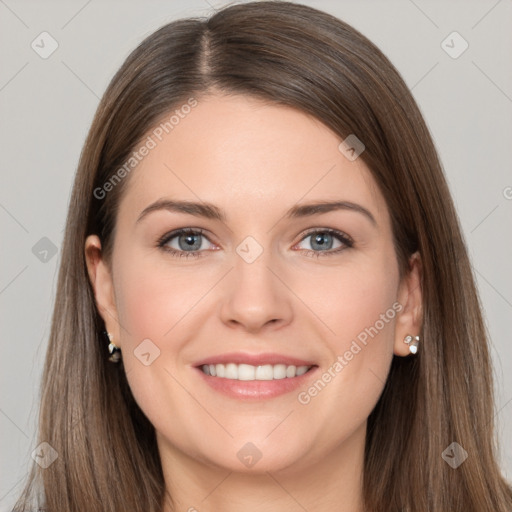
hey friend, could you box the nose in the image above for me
[219,247,294,334]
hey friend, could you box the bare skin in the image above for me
[85,93,422,512]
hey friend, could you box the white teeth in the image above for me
[286,365,296,378]
[238,364,255,381]
[201,363,312,380]
[255,364,273,380]
[215,363,225,377]
[273,364,287,379]
[296,365,309,376]
[225,363,238,379]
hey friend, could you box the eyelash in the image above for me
[157,227,354,259]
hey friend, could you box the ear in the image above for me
[393,251,423,357]
[84,235,122,347]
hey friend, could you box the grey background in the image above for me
[1,0,511,508]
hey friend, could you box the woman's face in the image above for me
[86,93,421,475]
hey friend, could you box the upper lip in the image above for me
[194,352,317,367]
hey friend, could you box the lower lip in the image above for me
[194,366,318,400]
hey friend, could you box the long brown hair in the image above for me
[15,2,512,511]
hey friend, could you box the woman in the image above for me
[14,1,512,511]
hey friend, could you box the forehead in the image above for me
[118,94,388,224]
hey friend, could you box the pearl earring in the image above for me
[404,334,420,354]
[105,331,121,362]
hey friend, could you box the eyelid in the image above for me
[157,227,216,249]
[291,228,354,258]
[296,227,354,245]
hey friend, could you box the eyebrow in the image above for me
[136,198,377,226]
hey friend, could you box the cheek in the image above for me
[339,265,399,378]
[297,251,400,354]
[334,271,398,352]
[294,251,399,419]
[111,256,203,445]
[114,254,213,343]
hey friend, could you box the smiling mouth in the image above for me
[200,363,314,381]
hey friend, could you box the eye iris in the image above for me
[311,232,333,251]
[179,233,201,251]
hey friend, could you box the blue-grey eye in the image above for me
[160,229,212,253]
[178,232,202,251]
[298,231,344,252]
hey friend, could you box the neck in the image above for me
[159,423,366,512]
